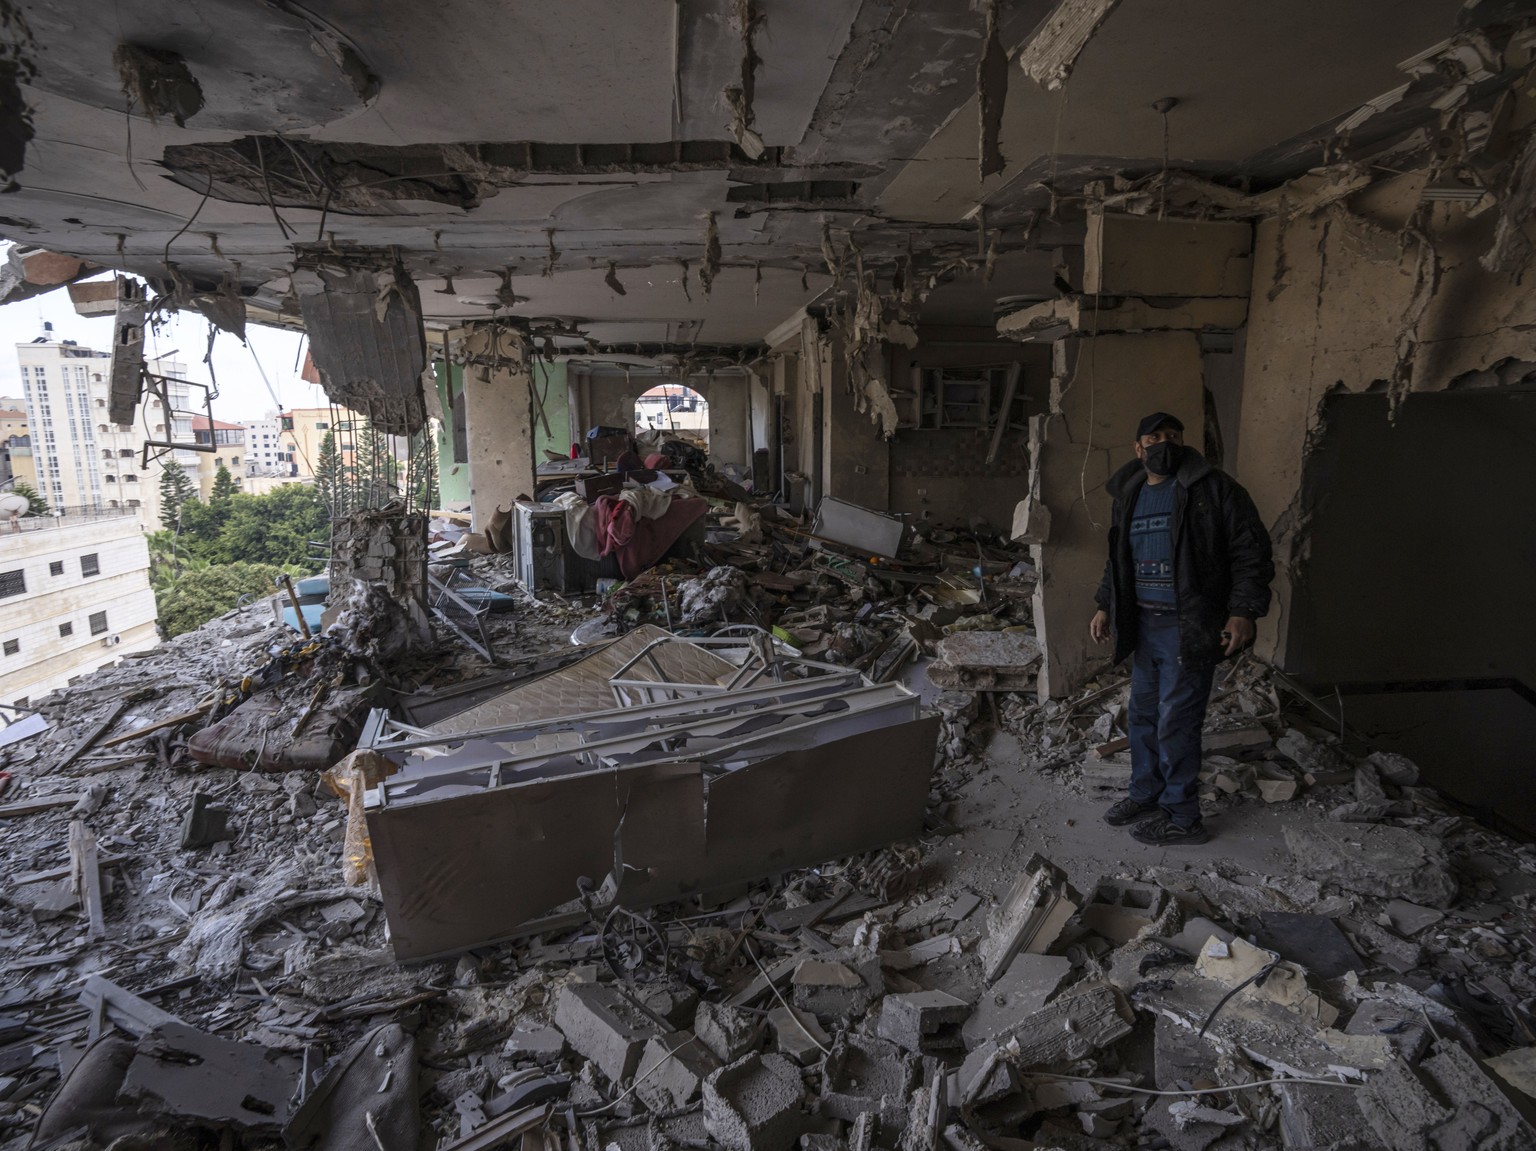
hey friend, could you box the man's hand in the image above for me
[1090,610,1111,644]
[1221,615,1255,657]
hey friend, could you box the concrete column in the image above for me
[1000,211,1251,698]
[462,327,536,532]
[1029,334,1205,697]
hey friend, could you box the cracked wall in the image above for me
[1235,170,1536,668]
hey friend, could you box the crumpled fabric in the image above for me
[592,491,708,579]
[553,492,601,561]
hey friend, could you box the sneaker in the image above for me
[1131,816,1211,846]
[1104,798,1159,826]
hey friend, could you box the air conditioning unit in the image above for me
[101,634,121,647]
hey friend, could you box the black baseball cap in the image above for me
[1136,411,1184,439]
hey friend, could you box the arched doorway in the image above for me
[635,384,708,448]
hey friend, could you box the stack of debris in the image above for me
[0,510,1533,1151]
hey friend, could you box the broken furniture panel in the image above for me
[291,250,428,436]
[107,277,147,426]
[362,630,937,958]
[812,497,906,559]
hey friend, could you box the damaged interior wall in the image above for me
[431,360,471,507]
[1286,388,1536,832]
[888,331,1050,531]
[1235,172,1536,669]
[461,326,536,531]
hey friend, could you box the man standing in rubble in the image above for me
[1089,412,1273,846]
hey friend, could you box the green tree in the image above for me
[156,561,289,638]
[315,430,344,514]
[10,480,48,516]
[176,494,221,554]
[353,422,399,508]
[210,462,236,504]
[157,459,195,530]
[206,484,329,571]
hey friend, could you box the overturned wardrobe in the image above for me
[358,626,940,958]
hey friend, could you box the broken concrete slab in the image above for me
[1157,917,1235,960]
[1194,936,1338,1028]
[1080,755,1132,792]
[1078,878,1168,945]
[695,1000,766,1064]
[702,1052,805,1151]
[1284,823,1458,908]
[960,953,1072,1050]
[791,948,882,1018]
[1202,721,1274,757]
[1277,1081,1373,1151]
[874,990,969,1054]
[767,1005,829,1065]
[1343,916,1425,974]
[1358,1041,1536,1150]
[504,1023,565,1065]
[928,632,1042,691]
[1342,1000,1432,1063]
[120,1022,300,1132]
[180,790,233,849]
[634,1030,720,1113]
[553,982,664,1085]
[991,983,1135,1071]
[1367,750,1420,787]
[821,1034,914,1130]
[1486,1045,1536,1106]
[1248,912,1364,981]
[979,855,1080,983]
[1383,899,1444,936]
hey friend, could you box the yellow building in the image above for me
[279,406,367,478]
[0,510,158,706]
[0,406,30,488]
[191,416,247,499]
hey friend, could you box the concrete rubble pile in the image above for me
[0,546,1533,1150]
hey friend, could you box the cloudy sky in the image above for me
[0,250,325,421]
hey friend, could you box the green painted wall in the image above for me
[433,361,471,507]
[531,360,570,461]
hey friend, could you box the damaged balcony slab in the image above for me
[291,250,429,437]
[361,627,938,958]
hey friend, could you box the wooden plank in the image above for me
[69,820,105,939]
[55,701,129,771]
[77,975,182,1037]
[984,361,1021,467]
[99,706,210,749]
[0,794,86,818]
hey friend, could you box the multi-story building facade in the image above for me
[15,331,201,529]
[0,510,158,707]
[243,414,295,478]
[0,406,28,485]
[191,416,246,499]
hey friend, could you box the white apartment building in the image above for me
[243,414,297,477]
[16,329,201,530]
[0,511,158,707]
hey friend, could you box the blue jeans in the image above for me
[1128,610,1215,827]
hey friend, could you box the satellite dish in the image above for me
[0,493,31,517]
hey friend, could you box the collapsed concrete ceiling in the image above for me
[0,0,1509,365]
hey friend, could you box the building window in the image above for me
[232,456,240,466]
[126,499,141,508]
[123,474,138,483]
[0,570,24,598]
[315,421,329,430]
[88,611,108,635]
[48,560,64,576]
[80,553,100,577]
[104,475,116,483]
[58,622,73,637]
[2,639,17,656]
[119,448,133,458]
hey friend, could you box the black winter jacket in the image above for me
[1094,448,1274,669]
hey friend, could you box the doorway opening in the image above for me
[635,384,708,449]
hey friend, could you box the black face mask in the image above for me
[1142,441,1181,477]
